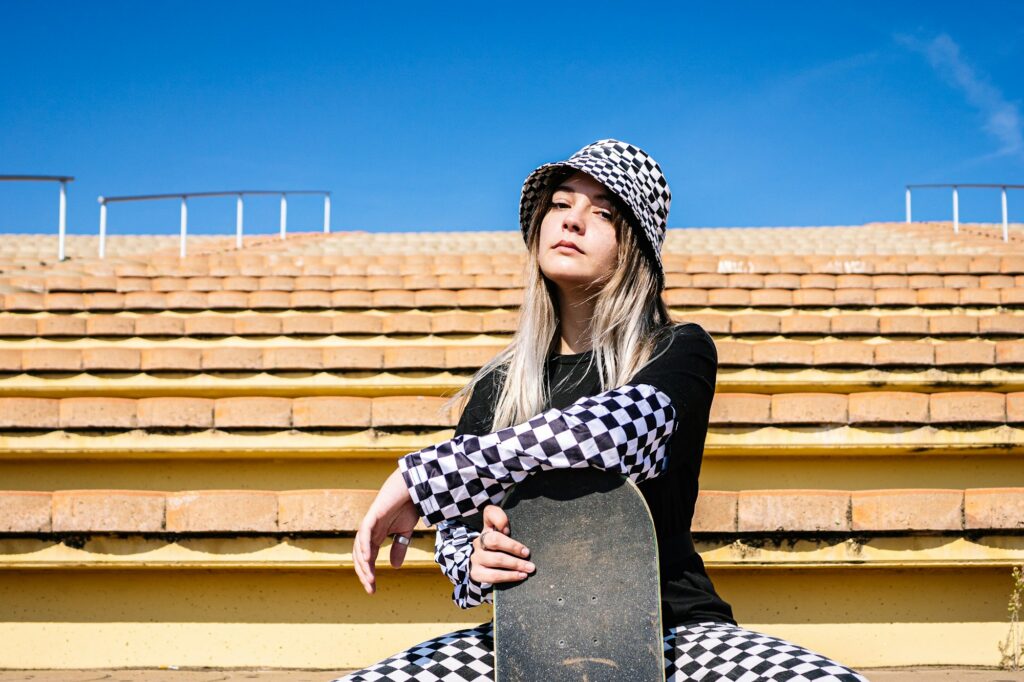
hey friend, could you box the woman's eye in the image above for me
[551,201,570,209]
[598,210,613,220]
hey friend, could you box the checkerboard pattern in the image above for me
[519,138,672,284]
[334,620,869,681]
[334,623,494,682]
[665,621,870,681]
[435,520,492,608]
[398,382,677,526]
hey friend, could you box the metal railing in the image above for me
[906,183,1022,242]
[97,189,332,258]
[0,174,75,260]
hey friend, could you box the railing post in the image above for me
[280,193,287,240]
[179,196,188,258]
[58,180,67,261]
[905,187,912,224]
[1003,186,1009,242]
[78,189,334,256]
[952,186,959,234]
[98,199,107,259]
[236,194,244,249]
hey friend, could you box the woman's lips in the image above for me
[554,241,583,253]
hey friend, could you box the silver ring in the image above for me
[479,529,492,550]
[391,534,411,546]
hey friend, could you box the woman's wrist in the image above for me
[396,453,432,520]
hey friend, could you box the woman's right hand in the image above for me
[469,505,536,584]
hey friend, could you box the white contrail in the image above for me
[897,32,1023,161]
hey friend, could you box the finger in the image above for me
[482,505,510,535]
[364,542,379,593]
[364,528,381,574]
[389,534,410,568]
[483,531,530,558]
[360,516,378,563]
[352,535,370,593]
[355,522,368,574]
[477,550,535,574]
[473,567,530,584]
[355,520,379,594]
[355,534,376,595]
[352,531,363,578]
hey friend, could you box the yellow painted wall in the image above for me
[0,566,1017,669]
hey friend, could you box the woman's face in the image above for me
[536,171,620,292]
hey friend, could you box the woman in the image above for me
[340,140,867,681]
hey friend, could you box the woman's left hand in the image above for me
[353,467,421,595]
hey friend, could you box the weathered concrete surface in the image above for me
[868,670,1024,681]
[1,669,1024,681]
[0,674,354,682]
[0,673,346,682]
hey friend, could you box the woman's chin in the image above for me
[541,269,599,291]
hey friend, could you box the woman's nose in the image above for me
[562,205,586,233]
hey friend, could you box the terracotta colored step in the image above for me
[708,391,1015,425]
[0,392,1018,431]
[14,271,1024,295]
[2,341,1022,375]
[851,489,963,531]
[0,395,461,429]
[8,251,1024,285]
[1,488,1020,535]
[7,286,1024,311]
[4,311,1023,339]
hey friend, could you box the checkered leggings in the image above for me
[334,620,869,681]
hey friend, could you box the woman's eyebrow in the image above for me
[553,185,615,205]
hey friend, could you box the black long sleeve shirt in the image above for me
[412,322,736,628]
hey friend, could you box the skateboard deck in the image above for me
[493,469,664,682]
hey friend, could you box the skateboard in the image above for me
[493,469,664,682]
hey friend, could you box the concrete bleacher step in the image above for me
[0,669,1017,682]
[0,336,1021,370]
[8,266,1024,288]
[1,486,1021,561]
[0,223,1022,670]
[3,310,1024,339]
[1,484,1020,669]
[4,220,1022,264]
[7,246,1024,272]
[4,289,1024,310]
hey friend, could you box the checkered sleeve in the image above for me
[434,520,493,608]
[399,382,677,526]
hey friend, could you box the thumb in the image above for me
[483,504,510,535]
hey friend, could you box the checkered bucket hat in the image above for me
[519,139,672,286]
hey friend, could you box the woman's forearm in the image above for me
[399,382,677,525]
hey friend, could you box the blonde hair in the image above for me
[447,174,675,431]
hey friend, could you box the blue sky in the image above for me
[1,1,1022,236]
